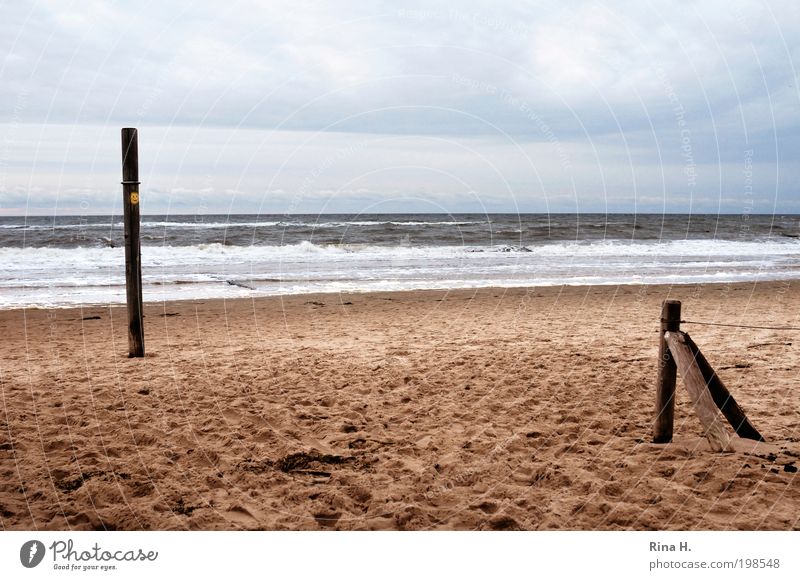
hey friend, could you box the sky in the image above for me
[0,0,798,215]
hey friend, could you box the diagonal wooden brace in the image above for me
[665,331,734,452]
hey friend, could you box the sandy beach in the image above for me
[1,281,798,530]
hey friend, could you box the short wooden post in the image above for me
[121,128,144,357]
[653,300,681,442]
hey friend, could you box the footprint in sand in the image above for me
[313,511,341,528]
[474,501,499,514]
[222,409,242,423]
[224,504,260,528]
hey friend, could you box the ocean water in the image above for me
[1,213,799,308]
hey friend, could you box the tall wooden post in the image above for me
[121,128,144,357]
[653,300,681,442]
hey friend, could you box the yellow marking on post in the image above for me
[130,192,139,205]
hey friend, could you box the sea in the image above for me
[1,213,799,309]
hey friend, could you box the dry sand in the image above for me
[1,282,798,530]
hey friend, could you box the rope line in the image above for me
[681,320,800,331]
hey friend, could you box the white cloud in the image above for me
[0,0,798,212]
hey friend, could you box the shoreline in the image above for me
[1,280,798,530]
[5,278,799,313]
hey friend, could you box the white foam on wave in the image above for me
[3,237,797,263]
[523,238,800,257]
[1,238,799,308]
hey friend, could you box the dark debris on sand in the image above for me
[276,452,355,473]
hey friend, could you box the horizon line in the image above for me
[2,211,798,217]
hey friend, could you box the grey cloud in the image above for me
[1,0,798,213]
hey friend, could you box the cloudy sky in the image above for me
[0,0,798,215]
